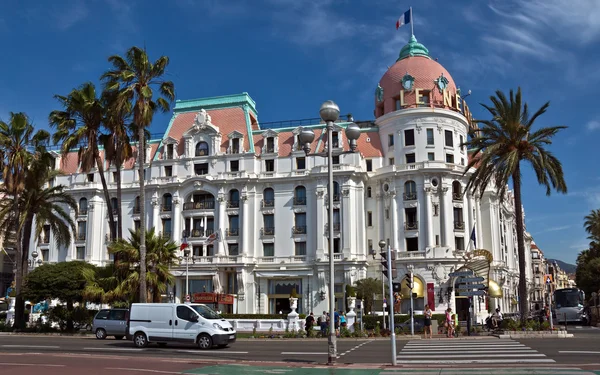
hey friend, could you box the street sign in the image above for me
[456,290,485,297]
[458,277,484,283]
[457,284,486,290]
[448,270,474,278]
[545,274,553,284]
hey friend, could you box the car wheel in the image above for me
[95,329,107,340]
[114,335,124,340]
[197,333,212,350]
[133,332,148,348]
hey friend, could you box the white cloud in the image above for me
[54,2,88,31]
[571,188,600,209]
[533,225,572,235]
[586,120,600,131]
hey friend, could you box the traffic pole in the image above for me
[387,245,397,366]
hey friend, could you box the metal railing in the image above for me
[261,227,275,236]
[161,204,172,212]
[76,233,86,241]
[226,228,239,236]
[162,232,172,239]
[405,221,418,230]
[227,200,240,208]
[261,199,275,208]
[454,220,465,230]
[292,225,307,234]
[452,192,463,201]
[293,197,307,206]
[78,208,88,216]
[403,192,417,201]
[183,201,216,210]
[133,206,141,214]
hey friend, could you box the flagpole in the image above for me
[410,7,414,36]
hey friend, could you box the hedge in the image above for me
[361,314,446,330]
[221,313,307,320]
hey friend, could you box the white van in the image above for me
[128,303,236,349]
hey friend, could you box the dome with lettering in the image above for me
[375,35,459,118]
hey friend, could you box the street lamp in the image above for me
[29,249,41,269]
[379,240,397,366]
[298,100,361,366]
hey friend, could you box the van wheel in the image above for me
[114,335,124,340]
[133,332,148,348]
[95,329,107,340]
[197,334,212,350]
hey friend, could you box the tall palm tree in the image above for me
[50,82,117,241]
[584,209,600,245]
[108,228,178,303]
[100,89,133,240]
[463,87,567,322]
[102,46,175,302]
[0,112,50,329]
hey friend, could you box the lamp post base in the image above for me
[327,332,337,365]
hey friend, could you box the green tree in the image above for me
[102,47,175,302]
[0,112,50,329]
[108,228,178,303]
[584,209,600,245]
[49,82,117,241]
[23,261,94,331]
[575,247,600,298]
[354,277,382,314]
[463,87,567,321]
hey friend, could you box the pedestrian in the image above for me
[340,311,347,329]
[445,307,454,338]
[305,312,315,336]
[334,310,340,337]
[423,305,433,339]
[320,311,328,336]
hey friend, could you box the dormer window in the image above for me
[266,137,275,153]
[332,131,339,148]
[261,130,279,154]
[166,144,174,159]
[227,131,244,154]
[195,141,209,157]
[231,138,240,154]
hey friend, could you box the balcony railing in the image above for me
[403,192,417,201]
[111,208,118,216]
[162,232,172,239]
[293,197,306,206]
[405,221,418,230]
[454,220,465,230]
[183,201,216,211]
[262,199,275,208]
[292,225,307,235]
[76,233,86,241]
[333,194,340,202]
[227,200,240,208]
[133,206,141,214]
[40,236,50,244]
[78,208,88,216]
[161,204,172,212]
[452,192,463,201]
[261,227,275,236]
[226,228,239,236]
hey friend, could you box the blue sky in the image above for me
[1,0,598,264]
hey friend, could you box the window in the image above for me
[109,310,127,321]
[41,249,49,262]
[368,239,373,252]
[231,138,240,154]
[444,130,453,147]
[112,171,118,182]
[195,141,209,156]
[452,181,462,199]
[263,243,274,257]
[406,237,419,252]
[455,237,465,251]
[162,193,172,211]
[95,310,109,320]
[295,242,307,256]
[265,159,275,172]
[263,188,275,207]
[79,198,88,215]
[426,128,434,145]
[333,238,341,253]
[76,246,85,260]
[331,131,339,148]
[294,186,306,205]
[166,144,174,159]
[405,207,417,229]
[446,154,455,163]
[332,155,340,165]
[77,221,87,240]
[194,163,208,175]
[331,181,341,202]
[385,209,390,220]
[230,160,239,172]
[162,218,172,237]
[164,166,172,177]
[176,306,195,321]
[133,196,141,214]
[41,225,50,243]
[404,129,415,146]
[266,137,275,153]
[367,211,373,227]
[228,189,240,208]
[294,212,306,234]
[296,157,306,170]
[87,173,94,182]
[395,99,401,110]
[405,153,416,164]
[228,215,239,236]
[459,135,464,151]
[134,220,140,232]
[389,157,395,165]
[366,159,372,171]
[110,197,118,215]
[404,180,416,200]
[388,134,394,146]
[263,214,275,235]
[433,204,439,216]
[366,186,372,198]
[427,152,434,161]
[229,243,239,256]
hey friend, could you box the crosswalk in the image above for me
[396,338,555,364]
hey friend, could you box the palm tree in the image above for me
[100,89,133,240]
[50,82,117,241]
[584,209,600,245]
[463,87,567,322]
[0,112,50,329]
[108,228,178,303]
[102,46,175,302]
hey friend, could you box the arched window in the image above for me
[294,186,306,205]
[263,188,275,208]
[162,193,172,212]
[228,189,240,208]
[110,198,119,215]
[404,180,416,200]
[79,198,88,215]
[134,196,141,214]
[452,181,462,200]
[195,141,209,157]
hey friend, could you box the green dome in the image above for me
[397,35,430,61]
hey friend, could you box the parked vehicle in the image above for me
[92,308,129,340]
[128,303,236,350]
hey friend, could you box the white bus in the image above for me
[553,288,586,324]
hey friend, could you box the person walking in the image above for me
[445,307,454,338]
[305,312,315,336]
[320,311,327,337]
[424,305,433,339]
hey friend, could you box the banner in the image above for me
[427,283,435,310]
[191,292,235,305]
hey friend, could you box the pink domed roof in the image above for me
[375,36,459,117]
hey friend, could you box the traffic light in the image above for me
[381,250,397,279]
[405,271,414,289]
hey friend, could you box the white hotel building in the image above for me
[33,36,531,319]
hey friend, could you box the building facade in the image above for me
[31,36,529,319]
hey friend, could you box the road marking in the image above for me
[1,345,61,349]
[105,368,182,374]
[559,351,600,354]
[0,363,65,367]
[176,350,249,354]
[339,339,373,357]
[381,370,593,375]
[281,352,327,355]
[399,350,539,354]
[83,347,143,351]
[395,359,556,364]
[401,345,526,350]
[398,353,547,358]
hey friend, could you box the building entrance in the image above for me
[455,297,470,322]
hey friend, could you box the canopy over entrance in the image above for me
[456,249,503,298]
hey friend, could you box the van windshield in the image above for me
[190,304,222,319]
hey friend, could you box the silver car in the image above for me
[92,309,129,340]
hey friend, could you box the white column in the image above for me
[425,188,434,248]
[467,194,474,248]
[217,197,227,256]
[342,188,351,255]
[390,192,398,251]
[173,194,182,244]
[241,195,249,256]
[151,194,160,231]
[475,196,483,249]
[441,187,453,247]
[378,191,385,243]
[315,190,325,259]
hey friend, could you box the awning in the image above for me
[457,249,503,298]
[400,277,424,298]
[255,270,314,278]
[175,270,217,277]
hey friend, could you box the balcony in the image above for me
[258,256,306,264]
[226,228,239,237]
[227,200,240,209]
[162,232,172,240]
[261,199,275,208]
[261,227,275,236]
[292,225,307,235]
[454,220,465,230]
[293,197,306,206]
[452,192,462,201]
[398,250,426,259]
[189,228,214,238]
[405,221,418,230]
[161,204,172,212]
[78,208,88,216]
[183,201,216,211]
[403,192,417,201]
[133,206,141,214]
[76,233,86,241]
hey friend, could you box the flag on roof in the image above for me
[396,9,411,30]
